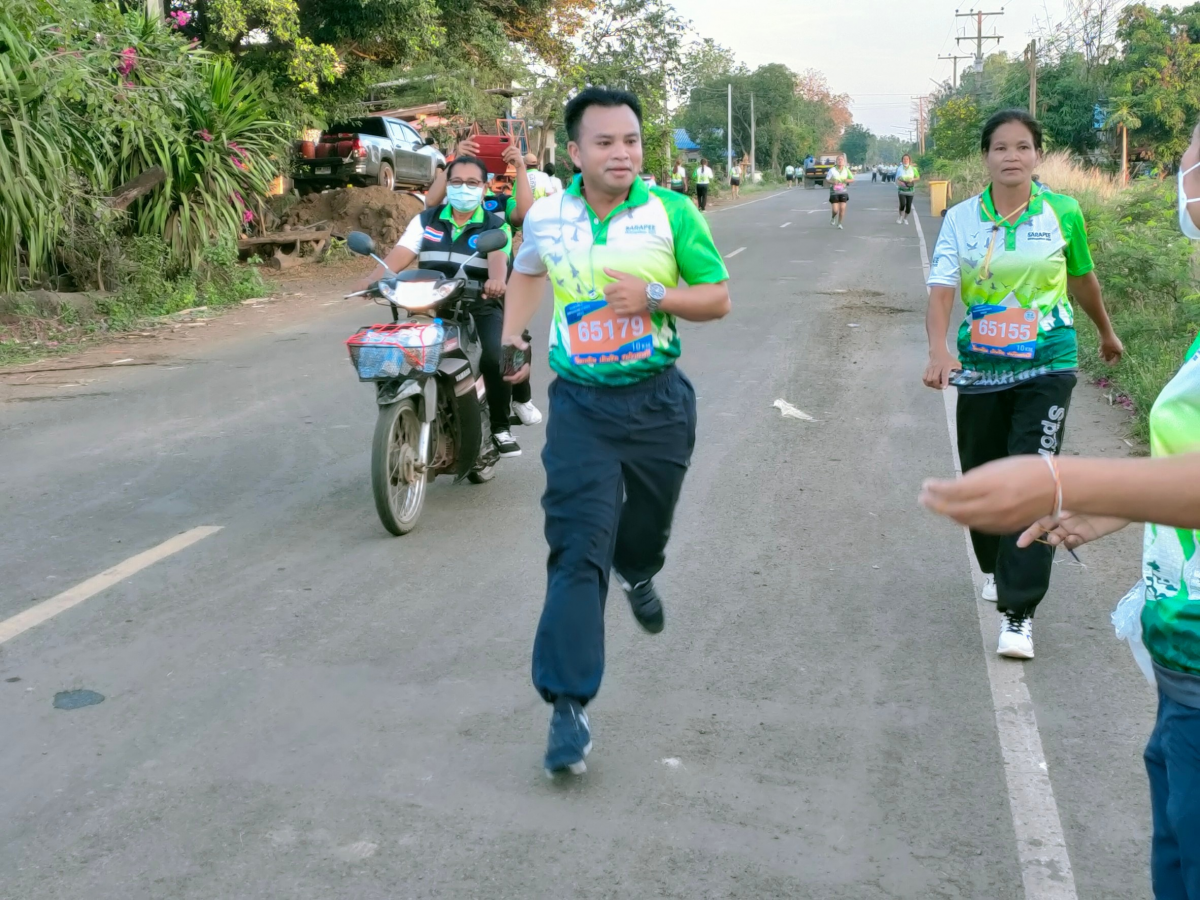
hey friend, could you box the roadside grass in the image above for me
[929,154,1199,442]
[0,236,269,368]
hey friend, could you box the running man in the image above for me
[785,163,795,187]
[896,154,920,224]
[827,153,854,229]
[694,157,713,211]
[499,86,731,777]
[923,108,1123,659]
[729,161,742,199]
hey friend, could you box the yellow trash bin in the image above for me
[929,180,952,217]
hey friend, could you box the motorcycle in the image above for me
[343,229,509,535]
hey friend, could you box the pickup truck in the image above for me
[803,155,838,189]
[293,116,446,193]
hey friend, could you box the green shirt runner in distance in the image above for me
[512,173,729,387]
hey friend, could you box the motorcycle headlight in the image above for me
[386,280,457,311]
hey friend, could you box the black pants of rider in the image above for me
[532,366,696,705]
[898,193,914,215]
[956,373,1076,618]
[471,304,512,434]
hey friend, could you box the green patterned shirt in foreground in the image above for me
[1141,332,1200,675]
[513,174,729,386]
[927,185,1094,391]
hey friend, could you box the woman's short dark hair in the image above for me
[564,87,643,142]
[446,155,488,182]
[543,161,555,177]
[981,109,1044,152]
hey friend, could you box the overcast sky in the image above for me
[680,0,1078,137]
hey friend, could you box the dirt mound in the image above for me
[284,186,425,247]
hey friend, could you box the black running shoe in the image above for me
[624,579,665,634]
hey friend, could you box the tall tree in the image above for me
[839,123,872,165]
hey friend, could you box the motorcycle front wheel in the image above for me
[371,398,426,535]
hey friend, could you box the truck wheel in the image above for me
[377,162,395,191]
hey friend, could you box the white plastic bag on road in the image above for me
[773,399,815,421]
[1112,581,1156,686]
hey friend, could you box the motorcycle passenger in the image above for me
[354,155,521,458]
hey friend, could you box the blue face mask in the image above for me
[1179,161,1200,240]
[447,184,484,213]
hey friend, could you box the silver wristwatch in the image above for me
[645,281,666,312]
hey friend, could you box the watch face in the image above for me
[648,282,667,302]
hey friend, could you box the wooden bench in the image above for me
[237,225,332,270]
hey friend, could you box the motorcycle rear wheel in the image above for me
[372,398,426,535]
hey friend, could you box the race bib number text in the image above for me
[968,304,1039,359]
[564,300,653,366]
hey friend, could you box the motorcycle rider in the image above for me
[428,142,543,426]
[353,155,521,458]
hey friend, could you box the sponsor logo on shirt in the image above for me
[1027,231,1053,241]
[483,200,499,211]
[624,224,656,235]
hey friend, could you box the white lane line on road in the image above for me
[0,526,223,645]
[780,222,792,228]
[724,247,746,259]
[707,189,791,214]
[913,208,1079,900]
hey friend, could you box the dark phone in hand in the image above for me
[501,344,527,376]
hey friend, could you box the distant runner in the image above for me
[729,161,742,199]
[694,157,713,211]
[785,163,795,187]
[896,154,920,225]
[670,159,688,194]
[827,154,854,229]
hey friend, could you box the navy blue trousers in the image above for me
[1147,690,1200,899]
[532,366,696,705]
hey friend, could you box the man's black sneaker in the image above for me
[544,697,591,777]
[624,578,665,634]
[492,430,521,458]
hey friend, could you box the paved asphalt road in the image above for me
[0,181,1159,899]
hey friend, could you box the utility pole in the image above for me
[727,83,733,177]
[912,96,929,155]
[938,53,974,90]
[1025,39,1038,115]
[955,8,1005,94]
[750,93,756,178]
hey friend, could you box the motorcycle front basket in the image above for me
[346,321,445,381]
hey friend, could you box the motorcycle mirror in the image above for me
[472,229,508,255]
[346,231,376,256]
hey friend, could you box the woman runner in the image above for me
[827,154,853,229]
[896,154,920,225]
[922,108,1123,659]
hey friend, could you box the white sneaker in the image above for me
[492,430,521,458]
[981,574,997,602]
[997,612,1034,659]
[511,399,543,426]
[897,216,904,224]
[838,223,844,230]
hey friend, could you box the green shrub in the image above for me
[0,0,290,291]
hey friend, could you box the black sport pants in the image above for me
[696,184,709,210]
[956,373,1076,618]
[471,304,512,433]
[898,193,914,215]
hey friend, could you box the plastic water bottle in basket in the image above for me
[346,321,446,380]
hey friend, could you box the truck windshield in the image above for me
[325,119,388,138]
